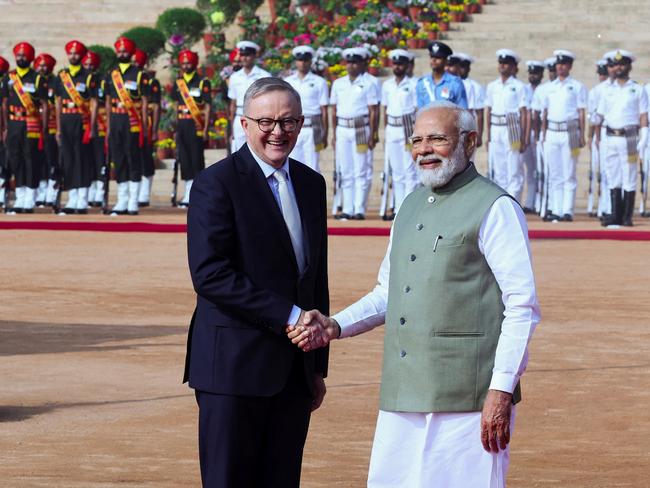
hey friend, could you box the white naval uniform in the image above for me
[381,75,418,213]
[330,74,378,216]
[588,80,612,215]
[486,76,528,200]
[464,77,485,162]
[332,195,540,488]
[364,72,382,205]
[285,71,329,173]
[522,83,538,210]
[227,65,271,152]
[532,81,552,212]
[542,76,587,217]
[597,79,649,192]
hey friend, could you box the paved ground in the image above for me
[1,217,649,487]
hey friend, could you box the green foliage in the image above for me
[156,7,206,45]
[120,26,166,62]
[86,44,117,74]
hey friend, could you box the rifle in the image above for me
[331,151,341,217]
[640,149,649,216]
[587,136,597,216]
[101,141,111,215]
[52,147,64,214]
[537,140,551,218]
[379,152,393,219]
[2,153,10,213]
[171,131,179,207]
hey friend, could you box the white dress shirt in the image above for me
[485,76,528,114]
[333,195,540,395]
[363,72,381,104]
[381,76,418,116]
[228,65,271,113]
[284,71,329,116]
[463,77,485,110]
[542,76,587,121]
[330,74,378,117]
[531,81,551,113]
[597,78,649,128]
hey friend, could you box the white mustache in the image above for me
[416,154,447,165]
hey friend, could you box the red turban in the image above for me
[178,49,199,67]
[114,36,136,55]
[0,56,9,73]
[34,53,56,73]
[229,48,240,64]
[82,51,101,70]
[13,42,35,62]
[133,48,148,68]
[65,40,87,57]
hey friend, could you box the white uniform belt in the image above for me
[302,115,320,127]
[605,125,638,137]
[490,113,508,125]
[548,119,577,132]
[337,116,369,128]
[387,113,415,127]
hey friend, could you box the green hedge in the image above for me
[121,26,166,62]
[156,7,206,46]
[86,44,117,74]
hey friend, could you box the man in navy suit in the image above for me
[184,77,330,487]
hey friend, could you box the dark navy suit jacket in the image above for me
[183,144,330,397]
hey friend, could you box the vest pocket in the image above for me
[433,331,484,337]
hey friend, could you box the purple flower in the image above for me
[169,34,185,47]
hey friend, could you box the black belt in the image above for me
[606,126,638,137]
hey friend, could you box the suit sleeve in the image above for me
[313,176,330,377]
[187,170,295,334]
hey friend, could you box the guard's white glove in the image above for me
[637,126,648,155]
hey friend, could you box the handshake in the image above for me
[285,310,341,352]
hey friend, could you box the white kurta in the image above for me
[332,194,540,487]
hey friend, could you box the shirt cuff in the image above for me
[489,372,519,394]
[287,305,303,327]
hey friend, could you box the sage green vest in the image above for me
[380,164,521,413]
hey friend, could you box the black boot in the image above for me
[601,189,623,227]
[622,191,635,227]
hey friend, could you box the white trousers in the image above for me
[384,125,418,213]
[544,130,578,216]
[368,408,516,488]
[231,115,246,153]
[489,125,524,200]
[336,125,371,215]
[603,135,637,192]
[289,126,320,172]
[592,136,611,216]
[521,131,537,209]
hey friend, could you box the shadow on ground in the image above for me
[0,321,187,356]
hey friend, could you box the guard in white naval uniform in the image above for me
[587,58,611,218]
[540,50,587,222]
[533,57,557,218]
[330,47,378,220]
[228,41,271,152]
[448,52,485,147]
[380,49,418,216]
[522,60,544,213]
[361,53,382,215]
[596,49,649,227]
[485,49,528,200]
[285,46,329,173]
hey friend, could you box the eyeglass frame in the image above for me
[244,115,304,134]
[408,130,471,149]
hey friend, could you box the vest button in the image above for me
[427,196,435,203]
[410,254,416,261]
[399,317,406,325]
[400,350,407,358]
[404,285,411,293]
[416,223,423,230]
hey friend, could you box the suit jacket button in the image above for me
[400,350,407,358]
[410,254,416,261]
[399,317,406,325]
[416,223,424,230]
[427,196,435,203]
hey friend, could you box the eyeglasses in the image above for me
[244,116,302,134]
[408,131,470,149]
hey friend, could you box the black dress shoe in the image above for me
[543,213,561,222]
[334,213,351,220]
[523,207,536,215]
[12,208,24,214]
[127,210,139,216]
[76,209,88,215]
[381,214,395,221]
[62,207,76,214]
[36,200,45,207]
[111,209,128,215]
[642,211,650,218]
[88,202,101,208]
[560,214,573,222]
[353,213,365,220]
[177,202,189,208]
[138,201,150,207]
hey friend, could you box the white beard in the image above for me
[416,140,467,189]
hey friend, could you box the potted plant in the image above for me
[425,22,440,40]
[407,0,427,21]
[449,4,466,22]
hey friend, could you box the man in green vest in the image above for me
[287,101,540,487]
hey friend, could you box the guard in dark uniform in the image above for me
[82,50,107,207]
[54,40,98,214]
[105,36,148,215]
[0,55,10,207]
[0,42,47,213]
[132,48,160,207]
[171,49,210,207]
[34,53,58,207]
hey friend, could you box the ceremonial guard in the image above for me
[596,50,648,227]
[361,53,382,199]
[0,56,8,206]
[227,41,269,152]
[485,49,528,200]
[82,50,107,208]
[448,53,484,146]
[133,48,160,207]
[329,47,378,220]
[284,45,329,173]
[541,50,587,222]
[415,41,467,109]
[0,42,47,213]
[380,49,418,217]
[522,60,544,214]
[587,59,611,217]
[171,49,211,207]
[33,53,58,207]
[54,40,97,214]
[105,36,148,215]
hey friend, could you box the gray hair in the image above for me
[243,77,302,116]
[416,100,477,133]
